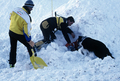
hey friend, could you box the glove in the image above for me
[65,43,75,51]
[65,43,75,47]
[65,43,71,47]
[28,40,34,47]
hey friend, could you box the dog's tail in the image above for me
[108,53,115,59]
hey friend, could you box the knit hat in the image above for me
[24,0,34,8]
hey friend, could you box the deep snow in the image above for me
[0,0,120,81]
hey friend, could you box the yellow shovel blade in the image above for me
[34,56,48,67]
[30,55,47,69]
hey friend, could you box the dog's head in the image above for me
[77,36,84,48]
[77,36,83,43]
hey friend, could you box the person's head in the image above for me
[67,16,75,26]
[24,0,34,11]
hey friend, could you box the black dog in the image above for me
[78,36,115,59]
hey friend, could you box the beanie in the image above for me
[24,0,34,8]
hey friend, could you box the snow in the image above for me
[0,0,120,81]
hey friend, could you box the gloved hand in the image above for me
[65,43,75,51]
[28,40,34,47]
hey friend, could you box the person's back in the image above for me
[40,17,57,30]
[10,7,31,36]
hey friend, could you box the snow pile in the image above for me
[0,0,120,81]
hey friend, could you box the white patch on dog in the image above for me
[78,41,82,47]
[81,48,97,60]
[78,38,97,60]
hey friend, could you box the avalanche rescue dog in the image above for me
[78,36,115,59]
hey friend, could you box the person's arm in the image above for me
[23,23,31,42]
[23,23,34,47]
[66,27,75,38]
[61,23,71,43]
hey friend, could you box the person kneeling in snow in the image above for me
[34,16,76,51]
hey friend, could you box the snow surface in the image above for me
[0,0,120,81]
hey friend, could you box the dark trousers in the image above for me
[9,30,33,65]
[40,24,50,41]
[40,22,56,42]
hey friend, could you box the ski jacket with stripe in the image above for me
[9,7,32,42]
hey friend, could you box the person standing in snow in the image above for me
[35,16,75,49]
[9,0,36,68]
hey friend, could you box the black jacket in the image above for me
[42,17,74,43]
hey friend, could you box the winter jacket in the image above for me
[56,17,74,43]
[41,17,73,43]
[9,7,32,42]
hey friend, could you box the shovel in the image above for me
[30,49,47,69]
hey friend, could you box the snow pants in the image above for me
[9,30,33,65]
[40,20,56,43]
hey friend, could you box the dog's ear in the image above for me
[78,36,83,43]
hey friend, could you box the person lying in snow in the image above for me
[65,36,115,60]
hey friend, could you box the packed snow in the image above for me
[0,0,120,81]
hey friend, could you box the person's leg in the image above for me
[50,31,56,41]
[40,21,51,43]
[9,35,17,67]
[18,35,33,57]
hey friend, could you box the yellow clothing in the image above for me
[9,7,32,42]
[56,17,64,29]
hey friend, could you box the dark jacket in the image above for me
[41,17,73,43]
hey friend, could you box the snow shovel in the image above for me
[30,49,47,69]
